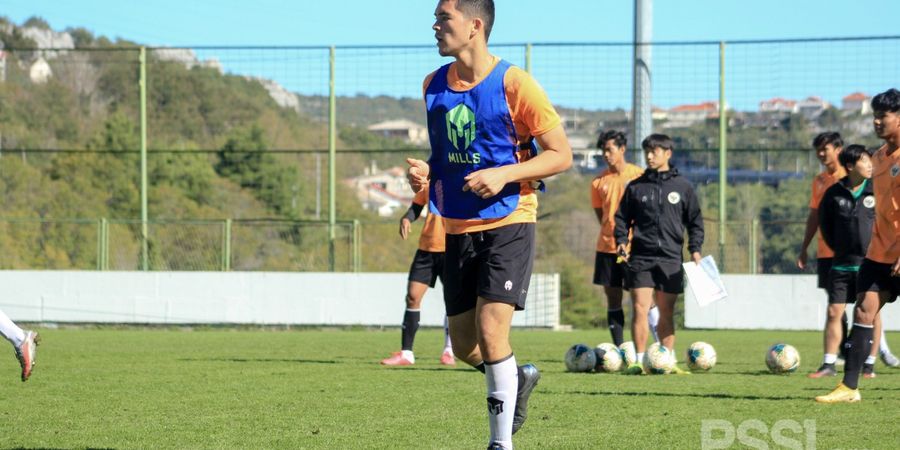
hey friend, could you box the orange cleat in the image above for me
[381,351,414,366]
[14,331,39,382]
[440,349,456,366]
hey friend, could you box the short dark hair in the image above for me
[813,131,843,150]
[641,133,674,152]
[597,130,627,149]
[838,144,871,169]
[872,88,900,114]
[455,0,495,41]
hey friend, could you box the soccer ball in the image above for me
[766,343,800,374]
[594,343,624,373]
[619,341,637,367]
[687,341,717,371]
[565,343,597,372]
[643,343,677,374]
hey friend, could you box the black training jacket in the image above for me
[614,167,704,261]
[818,176,875,267]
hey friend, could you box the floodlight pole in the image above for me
[140,46,149,271]
[633,0,652,167]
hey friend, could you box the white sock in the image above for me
[636,352,645,365]
[0,309,25,348]
[401,350,415,362]
[647,306,660,343]
[880,329,892,355]
[865,355,876,365]
[823,353,837,364]
[443,316,453,352]
[485,355,517,448]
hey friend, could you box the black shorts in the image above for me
[443,223,535,316]
[593,252,625,288]
[856,259,900,303]
[408,249,444,288]
[817,258,833,289]
[624,258,684,294]
[826,269,857,304]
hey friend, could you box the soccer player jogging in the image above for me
[381,186,456,366]
[407,1,572,447]
[811,145,876,378]
[817,88,900,403]
[614,134,704,375]
[590,130,660,346]
[0,308,39,381]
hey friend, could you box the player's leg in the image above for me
[810,270,846,378]
[595,252,626,346]
[626,287,652,374]
[647,302,660,343]
[441,315,456,365]
[0,308,38,381]
[654,291,678,352]
[382,249,435,365]
[864,313,883,378]
[477,298,518,449]
[879,322,899,367]
[442,233,482,368]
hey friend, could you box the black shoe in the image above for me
[863,363,876,379]
[487,443,504,450]
[511,363,541,435]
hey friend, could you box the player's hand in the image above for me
[462,166,510,199]
[691,252,702,265]
[892,257,900,277]
[399,217,411,240]
[406,158,430,193]
[616,244,629,263]
[796,251,808,270]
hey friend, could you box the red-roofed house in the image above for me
[842,92,871,115]
[664,101,719,128]
[759,97,798,114]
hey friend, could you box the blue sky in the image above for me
[3,1,899,111]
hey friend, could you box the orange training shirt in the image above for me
[866,144,900,264]
[423,58,562,235]
[809,166,847,258]
[412,187,445,252]
[591,163,644,253]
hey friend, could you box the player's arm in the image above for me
[797,207,818,270]
[591,182,604,224]
[399,202,425,240]
[683,185,704,264]
[462,126,572,198]
[614,186,633,259]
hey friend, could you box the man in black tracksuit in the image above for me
[614,133,704,374]
[813,144,880,378]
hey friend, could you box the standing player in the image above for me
[590,130,660,346]
[615,134,704,375]
[817,88,900,403]
[407,1,572,447]
[381,185,455,366]
[0,308,39,381]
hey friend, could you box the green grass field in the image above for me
[0,327,897,449]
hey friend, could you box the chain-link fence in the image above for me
[1,35,898,273]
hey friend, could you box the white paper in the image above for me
[683,255,728,307]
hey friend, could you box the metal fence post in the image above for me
[525,43,532,74]
[718,41,728,272]
[352,219,361,273]
[750,218,759,274]
[97,218,103,270]
[222,218,232,271]
[328,45,336,272]
[140,46,149,271]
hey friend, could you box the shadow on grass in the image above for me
[178,357,339,364]
[551,388,808,401]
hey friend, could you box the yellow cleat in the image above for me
[671,365,692,375]
[815,383,861,403]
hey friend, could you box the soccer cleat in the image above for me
[486,442,505,450]
[511,363,540,435]
[440,349,456,366]
[835,356,845,366]
[623,363,644,375]
[14,330,39,382]
[863,363,876,379]
[808,364,837,379]
[671,365,692,375]
[880,351,900,368]
[380,351,414,366]
[815,383,861,403]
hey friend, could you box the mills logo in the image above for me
[446,103,480,164]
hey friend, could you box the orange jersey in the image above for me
[866,144,900,264]
[809,166,847,258]
[423,58,562,235]
[591,163,644,253]
[412,188,445,252]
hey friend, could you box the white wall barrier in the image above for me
[686,274,900,331]
[0,271,560,328]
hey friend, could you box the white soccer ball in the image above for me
[619,341,637,367]
[565,343,597,373]
[643,342,677,374]
[594,343,624,373]
[766,343,800,374]
[687,341,717,371]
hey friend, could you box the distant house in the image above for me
[842,92,872,115]
[367,119,428,146]
[797,96,830,120]
[759,97,798,114]
[348,164,414,217]
[664,101,719,128]
[29,57,52,84]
